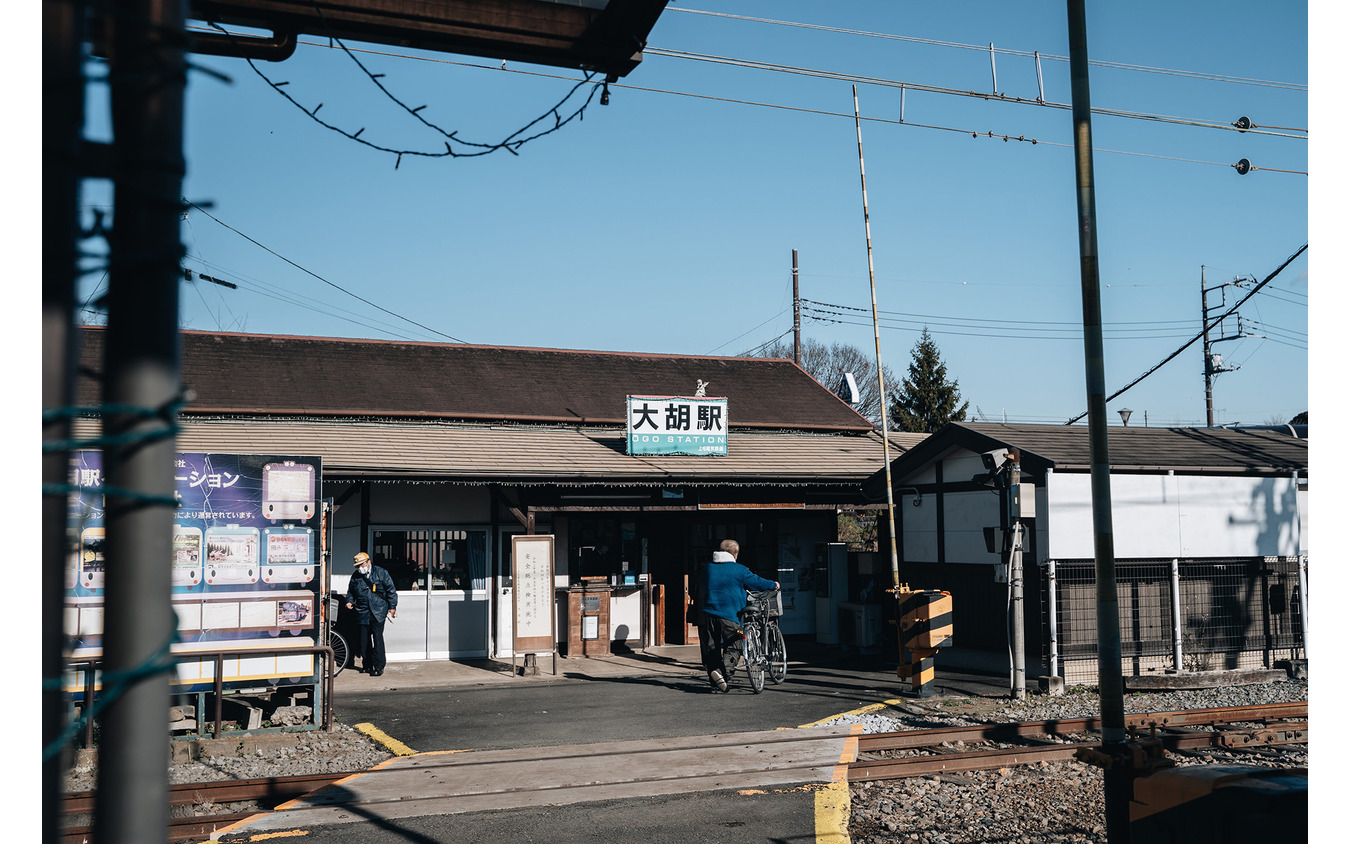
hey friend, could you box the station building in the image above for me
[866,421,1309,685]
[76,327,922,663]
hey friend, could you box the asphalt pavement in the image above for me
[218,641,1010,843]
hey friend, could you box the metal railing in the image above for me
[65,644,336,745]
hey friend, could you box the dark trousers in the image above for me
[697,611,742,675]
[358,618,387,671]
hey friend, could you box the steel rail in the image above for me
[63,770,357,815]
[858,701,1307,752]
[63,771,356,843]
[850,702,1308,783]
[849,725,1306,783]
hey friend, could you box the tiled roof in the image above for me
[70,418,913,486]
[75,327,874,432]
[877,422,1307,483]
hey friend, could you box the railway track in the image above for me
[61,702,1306,842]
[849,701,1307,783]
[62,771,358,844]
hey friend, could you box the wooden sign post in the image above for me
[511,535,557,677]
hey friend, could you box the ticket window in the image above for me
[430,530,485,593]
[371,529,486,593]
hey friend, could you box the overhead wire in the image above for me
[667,7,1308,93]
[646,47,1308,140]
[705,306,792,354]
[1064,244,1308,424]
[182,200,467,342]
[212,31,1309,177]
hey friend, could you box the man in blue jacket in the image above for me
[696,539,778,693]
[346,551,398,676]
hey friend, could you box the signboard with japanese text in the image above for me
[63,451,324,695]
[626,395,728,456]
[511,534,555,653]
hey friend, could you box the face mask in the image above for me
[357,565,371,575]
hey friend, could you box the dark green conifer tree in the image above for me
[890,328,969,433]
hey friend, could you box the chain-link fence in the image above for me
[1041,556,1306,686]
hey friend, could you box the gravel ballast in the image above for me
[64,677,1307,840]
[825,679,1308,844]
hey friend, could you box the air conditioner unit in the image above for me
[838,602,881,648]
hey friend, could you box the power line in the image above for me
[221,33,1307,177]
[646,47,1308,140]
[182,200,467,343]
[667,7,1308,93]
[803,297,1199,328]
[180,255,437,342]
[1064,243,1308,424]
[705,306,791,354]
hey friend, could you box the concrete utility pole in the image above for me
[792,249,801,365]
[1200,266,1215,426]
[95,2,188,843]
[1008,453,1025,701]
[1065,3,1131,840]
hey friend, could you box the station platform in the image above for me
[336,640,1013,701]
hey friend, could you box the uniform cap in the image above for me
[354,552,371,564]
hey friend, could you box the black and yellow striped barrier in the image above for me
[891,588,953,697]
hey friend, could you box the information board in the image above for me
[511,534,556,654]
[64,450,323,695]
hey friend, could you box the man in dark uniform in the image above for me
[345,551,398,676]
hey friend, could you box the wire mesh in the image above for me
[1043,557,1305,686]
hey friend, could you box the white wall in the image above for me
[1046,472,1301,559]
[902,494,939,562]
[943,489,1002,563]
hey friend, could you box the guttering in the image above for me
[179,407,874,433]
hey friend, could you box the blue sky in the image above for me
[72,1,1314,427]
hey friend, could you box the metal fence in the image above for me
[1041,556,1306,686]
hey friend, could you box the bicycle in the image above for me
[741,588,787,686]
[724,588,785,693]
[722,617,766,693]
[328,629,350,677]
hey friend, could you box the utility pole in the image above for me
[792,249,801,365]
[1066,3,1130,840]
[1008,450,1026,700]
[852,85,901,592]
[1200,266,1249,427]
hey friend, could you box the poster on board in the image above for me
[63,450,323,695]
[511,535,556,656]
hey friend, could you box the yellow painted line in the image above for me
[798,698,902,729]
[814,723,861,843]
[355,722,417,756]
[238,831,310,841]
[211,813,272,838]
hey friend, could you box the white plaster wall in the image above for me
[943,489,1002,563]
[1176,475,1299,557]
[1046,472,1300,559]
[902,495,939,562]
[1297,484,1308,555]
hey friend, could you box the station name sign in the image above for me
[626,395,728,456]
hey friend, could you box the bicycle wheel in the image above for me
[744,626,765,693]
[329,630,349,676]
[767,622,787,684]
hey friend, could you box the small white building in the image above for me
[866,422,1308,684]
